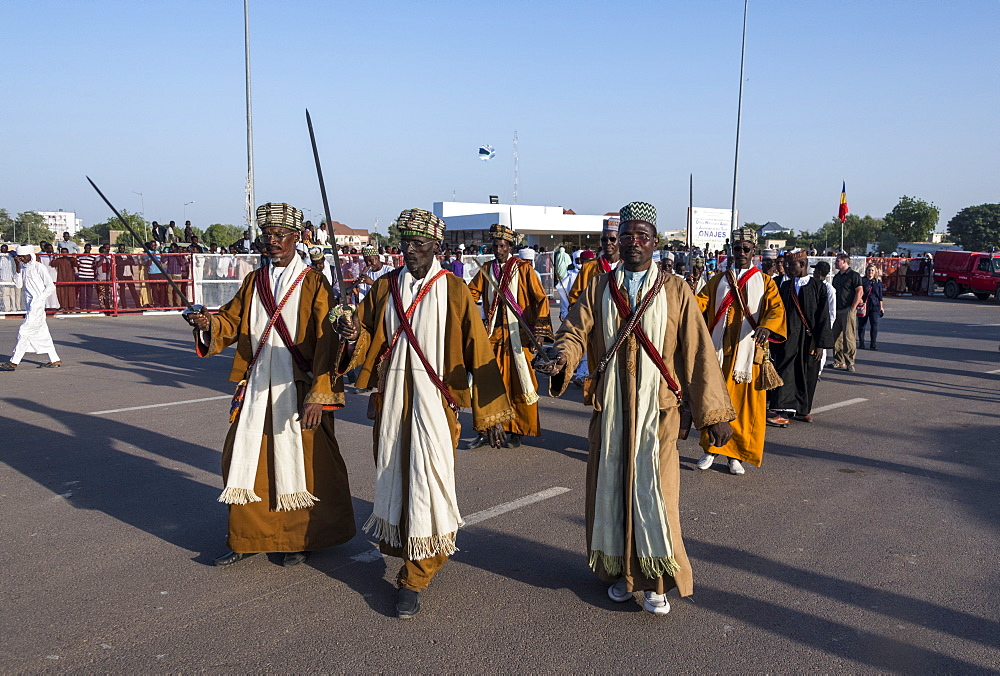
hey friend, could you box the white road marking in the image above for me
[463,486,571,526]
[89,395,230,415]
[986,368,1000,374]
[810,398,869,414]
[966,323,1000,327]
[349,486,572,563]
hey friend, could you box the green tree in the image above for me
[202,223,244,248]
[385,219,401,248]
[3,211,54,245]
[946,204,1000,251]
[884,195,939,242]
[77,210,150,247]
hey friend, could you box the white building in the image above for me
[433,201,610,251]
[38,210,83,237]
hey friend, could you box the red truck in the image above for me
[933,250,1000,300]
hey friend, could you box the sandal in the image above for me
[37,362,62,368]
[0,362,16,371]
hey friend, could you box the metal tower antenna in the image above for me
[513,131,519,205]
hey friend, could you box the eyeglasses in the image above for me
[734,245,754,252]
[259,231,296,241]
[600,236,618,243]
[619,233,653,244]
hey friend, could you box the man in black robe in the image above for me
[767,250,835,425]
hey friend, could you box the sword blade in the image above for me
[86,176,195,311]
[305,109,349,301]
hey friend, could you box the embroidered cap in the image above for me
[731,226,758,247]
[603,217,620,233]
[308,246,325,261]
[360,245,378,257]
[787,248,808,263]
[396,208,445,241]
[256,203,304,232]
[488,223,519,244]
[618,202,656,227]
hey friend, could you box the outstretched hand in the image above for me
[337,314,360,342]
[534,350,567,375]
[185,307,212,332]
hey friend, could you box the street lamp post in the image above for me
[183,201,195,221]
[132,191,149,242]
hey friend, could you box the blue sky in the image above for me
[2,1,997,237]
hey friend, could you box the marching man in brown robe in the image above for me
[539,202,735,615]
[695,226,786,475]
[337,208,512,619]
[185,202,356,568]
[467,223,552,448]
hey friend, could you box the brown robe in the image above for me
[696,270,786,466]
[196,267,355,553]
[345,271,513,587]
[567,256,620,306]
[551,270,736,596]
[468,257,552,436]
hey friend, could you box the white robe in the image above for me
[12,259,59,361]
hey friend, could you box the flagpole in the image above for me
[687,173,693,248]
[730,0,749,234]
[244,0,256,237]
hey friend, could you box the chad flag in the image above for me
[839,181,849,222]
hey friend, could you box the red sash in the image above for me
[383,267,459,412]
[484,257,519,329]
[602,271,683,402]
[708,267,759,333]
[254,267,313,375]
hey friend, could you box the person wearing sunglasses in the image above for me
[694,227,786,475]
[567,218,623,307]
[540,201,735,616]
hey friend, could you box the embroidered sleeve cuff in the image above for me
[695,405,737,429]
[474,407,515,432]
[305,391,346,407]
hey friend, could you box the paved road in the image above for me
[1,296,998,672]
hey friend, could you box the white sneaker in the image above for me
[696,453,716,470]
[643,591,671,615]
[608,578,632,602]
[728,458,745,475]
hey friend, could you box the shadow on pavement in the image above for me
[3,397,224,556]
[690,532,999,671]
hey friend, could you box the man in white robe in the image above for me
[1,246,62,371]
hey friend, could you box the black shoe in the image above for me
[506,434,521,448]
[465,434,489,449]
[396,588,421,619]
[283,551,309,567]
[870,343,878,351]
[858,343,866,350]
[214,550,250,567]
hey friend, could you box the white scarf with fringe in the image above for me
[590,266,679,580]
[365,258,463,560]
[484,260,539,405]
[220,255,318,511]
[710,267,764,384]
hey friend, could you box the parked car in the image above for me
[933,250,1000,300]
